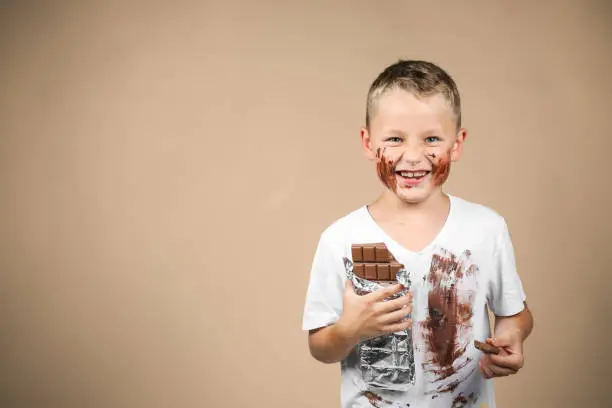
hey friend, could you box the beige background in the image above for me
[1,1,611,407]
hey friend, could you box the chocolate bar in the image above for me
[474,340,501,355]
[351,243,403,282]
[342,253,415,391]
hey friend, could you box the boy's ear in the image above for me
[361,127,376,161]
[451,128,468,162]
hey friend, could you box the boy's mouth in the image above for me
[395,170,430,186]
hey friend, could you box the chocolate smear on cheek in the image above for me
[421,251,476,382]
[376,147,398,192]
[427,151,451,186]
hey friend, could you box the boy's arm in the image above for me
[308,324,357,364]
[478,302,534,378]
[479,216,533,379]
[494,301,534,342]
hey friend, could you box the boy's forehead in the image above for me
[371,88,456,132]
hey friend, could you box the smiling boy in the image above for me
[302,60,533,407]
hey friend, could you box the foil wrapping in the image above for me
[342,257,416,392]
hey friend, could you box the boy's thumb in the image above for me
[487,337,507,348]
[345,279,354,292]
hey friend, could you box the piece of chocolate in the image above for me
[474,340,501,355]
[375,244,391,262]
[363,245,376,262]
[354,264,365,277]
[352,246,363,262]
[351,243,404,282]
[378,264,390,280]
[365,264,378,280]
[390,263,402,280]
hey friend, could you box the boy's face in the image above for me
[361,88,467,205]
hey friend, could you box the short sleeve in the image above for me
[487,217,527,317]
[301,232,346,331]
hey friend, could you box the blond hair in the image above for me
[366,60,461,130]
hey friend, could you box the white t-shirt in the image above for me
[302,195,526,408]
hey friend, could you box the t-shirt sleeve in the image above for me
[487,217,527,317]
[302,231,345,331]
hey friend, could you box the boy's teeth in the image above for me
[400,171,427,178]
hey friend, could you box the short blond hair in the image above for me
[366,60,461,130]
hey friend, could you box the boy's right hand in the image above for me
[335,280,412,345]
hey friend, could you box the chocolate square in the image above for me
[354,264,365,278]
[377,264,390,280]
[390,263,402,280]
[362,245,376,262]
[351,245,363,262]
[365,264,377,280]
[375,244,390,262]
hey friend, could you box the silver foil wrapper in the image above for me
[342,257,416,392]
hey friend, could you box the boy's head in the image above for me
[361,60,467,205]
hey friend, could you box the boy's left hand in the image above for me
[478,331,524,379]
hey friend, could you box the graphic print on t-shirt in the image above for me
[421,248,479,394]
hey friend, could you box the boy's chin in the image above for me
[394,185,438,204]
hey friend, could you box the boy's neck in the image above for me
[369,189,450,222]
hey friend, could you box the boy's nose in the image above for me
[398,145,424,165]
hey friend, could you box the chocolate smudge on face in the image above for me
[362,391,393,408]
[426,150,452,186]
[451,393,469,408]
[421,249,477,384]
[376,147,399,192]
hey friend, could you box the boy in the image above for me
[302,60,534,407]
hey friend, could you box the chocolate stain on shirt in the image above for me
[451,393,469,408]
[376,147,398,192]
[362,391,393,408]
[434,378,461,393]
[421,249,478,384]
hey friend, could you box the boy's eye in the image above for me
[425,136,441,143]
[386,137,403,143]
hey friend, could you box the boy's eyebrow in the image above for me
[421,128,443,135]
[383,127,443,136]
[382,127,412,134]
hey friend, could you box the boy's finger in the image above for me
[376,292,412,313]
[486,337,496,346]
[490,354,523,370]
[478,360,487,378]
[487,336,511,348]
[482,365,494,379]
[368,283,404,302]
[378,304,412,325]
[345,279,355,293]
[487,363,518,377]
[382,318,412,333]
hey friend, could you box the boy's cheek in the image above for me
[375,146,401,162]
[376,146,403,162]
[375,147,403,191]
[426,150,453,187]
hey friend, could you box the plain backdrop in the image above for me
[1,1,611,407]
